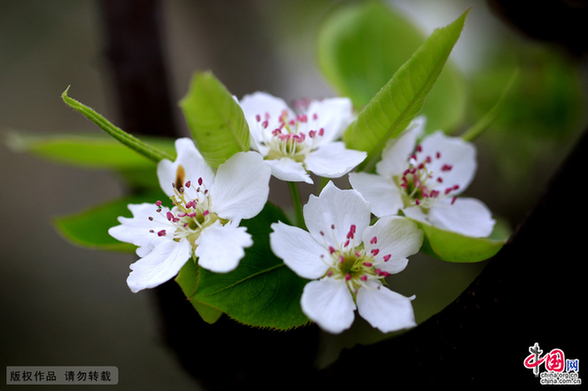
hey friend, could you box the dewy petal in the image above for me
[266,158,313,184]
[126,238,192,293]
[195,220,253,273]
[356,280,416,333]
[210,151,271,221]
[301,278,356,334]
[303,182,371,247]
[420,131,477,193]
[108,203,170,257]
[270,221,330,280]
[348,172,403,217]
[428,197,495,238]
[306,97,354,144]
[363,216,423,274]
[304,141,366,179]
[157,138,215,197]
[376,117,425,177]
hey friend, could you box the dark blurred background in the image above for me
[1,0,586,389]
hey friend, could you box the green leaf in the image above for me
[175,260,223,324]
[343,8,470,172]
[53,190,166,252]
[460,68,520,142]
[62,87,174,163]
[179,71,250,169]
[6,132,176,170]
[177,203,309,330]
[413,219,506,263]
[317,1,467,133]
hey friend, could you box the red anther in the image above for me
[256,114,261,122]
[343,239,350,248]
[185,181,191,188]
[261,120,269,129]
[340,255,345,264]
[202,210,210,216]
[383,254,391,262]
[198,177,203,186]
[437,177,443,183]
[371,249,380,256]
[320,231,325,236]
[451,196,457,205]
[360,275,368,281]
[155,200,162,207]
[188,212,197,218]
[157,230,166,237]
[415,199,421,205]
[309,130,316,138]
[363,262,373,267]
[345,273,352,281]
[327,270,333,277]
[329,246,336,254]
[312,113,318,120]
[416,145,422,152]
[436,151,441,159]
[331,224,335,230]
[410,154,417,161]
[350,225,356,233]
[319,128,325,136]
[370,236,377,244]
[380,271,389,278]
[166,211,174,221]
[441,164,453,172]
[148,216,154,221]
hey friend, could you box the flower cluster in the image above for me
[110,94,495,334]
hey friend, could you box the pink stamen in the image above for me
[157,230,166,237]
[371,249,380,256]
[383,254,391,262]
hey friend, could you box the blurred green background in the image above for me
[1,0,585,389]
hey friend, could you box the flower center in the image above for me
[149,166,226,249]
[396,145,459,209]
[320,224,392,296]
[254,109,324,162]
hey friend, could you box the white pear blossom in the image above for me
[349,117,495,238]
[109,138,271,293]
[238,91,367,184]
[270,182,423,334]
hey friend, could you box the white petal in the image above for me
[157,138,215,197]
[301,278,356,334]
[126,238,192,293]
[195,221,253,273]
[356,280,416,333]
[363,216,423,274]
[376,124,419,177]
[265,157,313,183]
[420,131,477,193]
[239,92,293,145]
[270,222,330,279]
[304,142,366,179]
[303,182,371,246]
[306,97,354,143]
[428,197,495,237]
[349,172,403,217]
[209,152,271,220]
[108,203,170,257]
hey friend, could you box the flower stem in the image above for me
[288,182,306,229]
